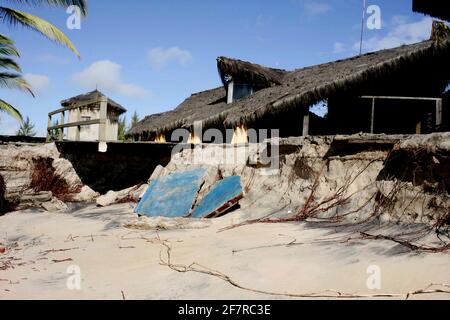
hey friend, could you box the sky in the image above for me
[0,0,434,136]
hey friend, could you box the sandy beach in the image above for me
[1,203,449,300]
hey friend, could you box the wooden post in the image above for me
[59,111,65,141]
[302,114,310,136]
[436,99,443,131]
[416,121,422,134]
[370,97,376,134]
[75,107,81,141]
[231,124,249,144]
[227,81,234,104]
[99,97,108,142]
[47,114,52,142]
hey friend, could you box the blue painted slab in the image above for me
[191,176,243,219]
[135,168,206,218]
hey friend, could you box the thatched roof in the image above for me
[61,90,127,114]
[128,38,450,137]
[217,56,287,87]
[128,87,230,135]
[413,0,450,21]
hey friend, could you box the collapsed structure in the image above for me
[128,23,450,143]
[47,90,127,142]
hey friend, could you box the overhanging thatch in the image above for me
[217,56,287,87]
[61,90,127,114]
[128,38,450,138]
[413,0,450,21]
[128,87,230,136]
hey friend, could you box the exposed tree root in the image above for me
[159,242,450,300]
[39,247,79,256]
[220,156,450,253]
[359,232,450,253]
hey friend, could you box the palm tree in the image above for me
[118,116,127,141]
[0,34,31,121]
[131,111,140,127]
[16,116,36,136]
[0,0,88,122]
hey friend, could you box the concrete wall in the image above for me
[67,107,120,142]
[56,141,177,193]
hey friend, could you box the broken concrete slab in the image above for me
[96,191,121,207]
[124,216,212,231]
[72,186,100,202]
[96,185,146,207]
[191,176,243,218]
[20,191,53,204]
[134,184,149,201]
[41,198,69,213]
[148,165,168,183]
[135,168,206,218]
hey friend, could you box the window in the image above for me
[233,84,254,101]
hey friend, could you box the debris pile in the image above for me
[0,143,99,213]
[0,133,448,234]
[133,133,449,228]
[135,168,243,219]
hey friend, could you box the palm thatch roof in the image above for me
[217,56,287,87]
[128,87,230,135]
[128,38,450,137]
[61,90,127,114]
[413,0,450,21]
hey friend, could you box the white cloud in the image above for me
[356,17,433,52]
[303,1,331,16]
[389,15,409,27]
[72,60,150,98]
[24,73,50,95]
[334,17,434,55]
[148,47,193,69]
[333,42,346,54]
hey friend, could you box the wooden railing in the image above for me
[47,97,108,142]
[360,95,443,134]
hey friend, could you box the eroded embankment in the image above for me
[0,143,98,214]
[156,134,449,229]
[1,134,449,230]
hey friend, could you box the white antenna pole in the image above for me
[359,0,367,55]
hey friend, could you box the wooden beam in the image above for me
[59,111,65,141]
[370,97,375,134]
[46,114,52,142]
[436,99,443,129]
[416,121,422,134]
[98,97,108,142]
[75,108,81,141]
[48,98,102,116]
[231,124,249,144]
[227,81,234,105]
[361,95,441,102]
[48,119,102,130]
[302,114,310,136]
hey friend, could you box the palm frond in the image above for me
[0,98,23,122]
[0,34,20,57]
[4,0,88,16]
[0,7,81,57]
[0,72,33,96]
[0,56,21,72]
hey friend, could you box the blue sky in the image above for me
[0,0,434,135]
